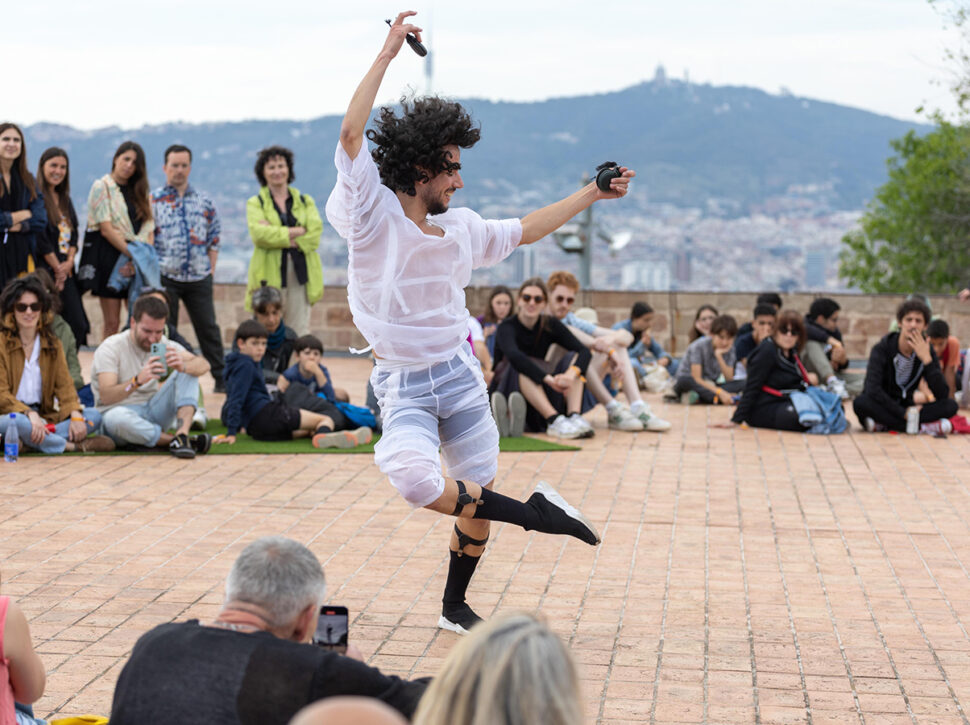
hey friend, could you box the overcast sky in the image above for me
[10,0,963,129]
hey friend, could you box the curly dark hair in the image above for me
[366,96,481,196]
[0,275,55,340]
[254,146,295,187]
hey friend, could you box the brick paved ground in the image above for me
[3,355,970,723]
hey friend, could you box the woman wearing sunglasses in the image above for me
[0,276,113,453]
[730,310,818,431]
[490,278,592,439]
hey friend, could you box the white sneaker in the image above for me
[636,409,672,432]
[491,392,510,437]
[608,406,644,432]
[191,408,208,431]
[569,413,595,438]
[827,377,850,400]
[547,414,584,439]
[508,392,526,437]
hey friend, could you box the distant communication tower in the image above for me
[425,43,433,95]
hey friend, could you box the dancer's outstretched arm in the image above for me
[519,166,636,245]
[339,10,423,160]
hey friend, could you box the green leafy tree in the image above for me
[839,120,970,292]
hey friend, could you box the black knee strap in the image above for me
[451,480,482,516]
[453,523,489,556]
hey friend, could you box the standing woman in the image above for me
[0,123,46,290]
[245,145,324,336]
[36,147,90,348]
[81,141,154,339]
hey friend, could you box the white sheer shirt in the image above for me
[326,143,522,364]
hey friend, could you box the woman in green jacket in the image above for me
[246,145,324,335]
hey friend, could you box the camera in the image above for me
[595,161,623,192]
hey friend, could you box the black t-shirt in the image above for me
[118,183,144,235]
[271,193,309,287]
[110,621,428,725]
[493,314,592,384]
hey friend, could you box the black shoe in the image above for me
[191,432,212,455]
[438,603,484,635]
[169,433,196,459]
[213,379,226,394]
[526,481,600,545]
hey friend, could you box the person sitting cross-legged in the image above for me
[218,320,372,448]
[0,275,114,454]
[802,297,863,400]
[926,318,960,400]
[853,298,958,434]
[547,270,670,432]
[672,314,744,405]
[613,300,678,382]
[108,537,429,725]
[93,294,212,458]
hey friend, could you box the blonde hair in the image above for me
[413,613,583,725]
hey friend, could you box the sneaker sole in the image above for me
[169,448,196,459]
[313,427,373,449]
[533,480,601,545]
[643,419,672,432]
[508,392,526,437]
[437,615,473,635]
[491,393,510,438]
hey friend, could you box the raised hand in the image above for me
[382,11,423,60]
[594,167,636,201]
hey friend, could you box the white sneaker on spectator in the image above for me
[863,417,887,433]
[635,409,672,432]
[608,406,644,431]
[508,392,526,437]
[569,413,595,438]
[826,376,849,400]
[920,418,953,436]
[191,408,208,431]
[547,414,584,439]
[491,392,510,437]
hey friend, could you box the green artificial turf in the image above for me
[57,420,579,456]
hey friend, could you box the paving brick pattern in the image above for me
[3,356,970,723]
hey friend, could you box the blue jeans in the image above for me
[15,702,46,724]
[0,407,102,454]
[102,372,199,446]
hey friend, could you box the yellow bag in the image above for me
[49,717,109,725]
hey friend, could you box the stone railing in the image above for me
[81,285,970,359]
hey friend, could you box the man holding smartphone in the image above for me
[327,11,635,635]
[110,537,428,724]
[91,294,212,457]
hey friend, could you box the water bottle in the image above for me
[4,413,18,462]
[906,406,920,435]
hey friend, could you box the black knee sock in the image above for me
[442,550,481,608]
[546,413,558,425]
[472,487,539,529]
[314,425,333,436]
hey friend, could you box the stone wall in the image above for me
[82,285,970,359]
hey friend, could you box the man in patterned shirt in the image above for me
[152,144,225,391]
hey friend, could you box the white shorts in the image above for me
[371,345,499,507]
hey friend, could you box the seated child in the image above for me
[671,314,744,404]
[280,335,350,403]
[613,301,678,380]
[218,320,372,448]
[927,319,960,399]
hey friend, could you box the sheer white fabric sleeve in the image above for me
[459,208,523,268]
[325,142,385,246]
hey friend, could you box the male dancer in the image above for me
[326,11,636,634]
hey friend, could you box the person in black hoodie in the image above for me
[853,299,958,433]
[731,310,813,431]
[218,319,371,448]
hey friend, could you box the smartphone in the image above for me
[313,605,348,653]
[150,342,169,376]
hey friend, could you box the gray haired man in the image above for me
[110,537,428,724]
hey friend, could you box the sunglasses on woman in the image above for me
[14,302,41,313]
[520,294,545,304]
[777,327,797,335]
